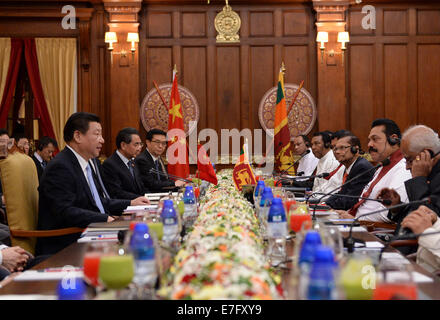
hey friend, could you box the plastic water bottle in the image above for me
[258,187,273,237]
[183,186,197,228]
[297,230,322,299]
[307,245,337,300]
[56,277,86,300]
[267,198,288,266]
[254,180,265,209]
[161,199,179,246]
[130,223,157,288]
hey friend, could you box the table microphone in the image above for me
[345,197,432,253]
[276,172,330,186]
[277,150,311,176]
[378,228,440,262]
[312,192,392,206]
[308,158,391,221]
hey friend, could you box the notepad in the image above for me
[14,269,84,281]
[0,294,57,300]
[337,225,367,232]
[354,241,385,248]
[124,205,158,212]
[77,235,118,243]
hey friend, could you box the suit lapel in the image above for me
[114,153,142,194]
[64,148,97,208]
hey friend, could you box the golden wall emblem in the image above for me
[214,1,241,43]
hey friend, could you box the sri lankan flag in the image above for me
[167,66,190,179]
[233,141,257,191]
[274,65,294,174]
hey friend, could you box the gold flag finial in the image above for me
[173,64,178,73]
[281,62,286,73]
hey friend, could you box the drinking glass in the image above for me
[99,246,134,293]
[289,203,312,233]
[373,262,417,300]
[321,226,344,263]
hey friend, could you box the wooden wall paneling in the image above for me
[407,8,418,127]
[349,44,375,148]
[383,9,409,36]
[147,11,173,38]
[182,46,207,130]
[206,9,216,134]
[417,9,440,35]
[181,12,206,37]
[249,11,274,37]
[146,47,173,90]
[216,46,241,131]
[417,44,440,132]
[384,44,410,130]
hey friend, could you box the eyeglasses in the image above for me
[151,140,167,147]
[333,145,351,152]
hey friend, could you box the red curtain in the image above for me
[23,39,56,140]
[0,39,23,127]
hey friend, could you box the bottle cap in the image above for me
[185,185,194,191]
[313,245,335,264]
[163,199,174,207]
[298,231,322,265]
[56,277,86,300]
[272,198,282,206]
[133,222,149,234]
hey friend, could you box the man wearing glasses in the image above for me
[325,132,375,210]
[136,128,186,192]
[102,127,149,199]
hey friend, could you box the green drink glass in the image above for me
[99,253,134,290]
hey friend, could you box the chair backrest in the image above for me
[0,151,39,254]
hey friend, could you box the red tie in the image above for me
[342,170,348,185]
[348,150,404,216]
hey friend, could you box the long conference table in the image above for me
[0,217,439,300]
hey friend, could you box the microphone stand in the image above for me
[312,192,392,205]
[277,150,310,176]
[378,229,440,262]
[345,198,430,253]
[149,168,193,184]
[309,161,385,222]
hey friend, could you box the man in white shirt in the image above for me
[401,205,440,273]
[310,131,341,197]
[337,119,412,222]
[292,135,319,177]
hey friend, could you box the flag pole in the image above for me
[153,80,169,110]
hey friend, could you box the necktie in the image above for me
[127,159,135,177]
[155,159,161,181]
[342,170,348,185]
[41,161,47,169]
[90,159,111,199]
[86,164,105,214]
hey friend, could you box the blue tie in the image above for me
[128,159,135,177]
[86,164,105,214]
[155,159,161,181]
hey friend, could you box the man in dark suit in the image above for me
[136,128,185,193]
[36,112,150,256]
[378,125,440,232]
[31,136,57,181]
[326,133,375,210]
[102,128,148,199]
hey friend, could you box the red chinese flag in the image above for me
[197,143,218,185]
[167,69,190,179]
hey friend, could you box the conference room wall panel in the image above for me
[417,44,440,131]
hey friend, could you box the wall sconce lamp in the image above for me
[105,31,139,66]
[316,31,350,66]
[337,31,350,66]
[316,31,328,64]
[105,32,117,66]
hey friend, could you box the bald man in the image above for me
[378,125,440,234]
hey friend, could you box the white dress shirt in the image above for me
[0,244,8,265]
[66,145,95,189]
[33,152,44,165]
[116,150,132,169]
[297,148,319,177]
[417,219,440,273]
[312,150,341,196]
[356,158,412,222]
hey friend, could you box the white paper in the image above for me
[383,271,434,283]
[124,205,157,211]
[0,294,57,300]
[77,235,118,243]
[382,252,406,259]
[365,241,385,248]
[14,270,84,281]
[313,211,335,216]
[145,192,178,197]
[337,226,367,232]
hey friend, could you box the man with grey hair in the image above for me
[378,124,440,236]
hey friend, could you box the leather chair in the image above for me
[0,149,83,255]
